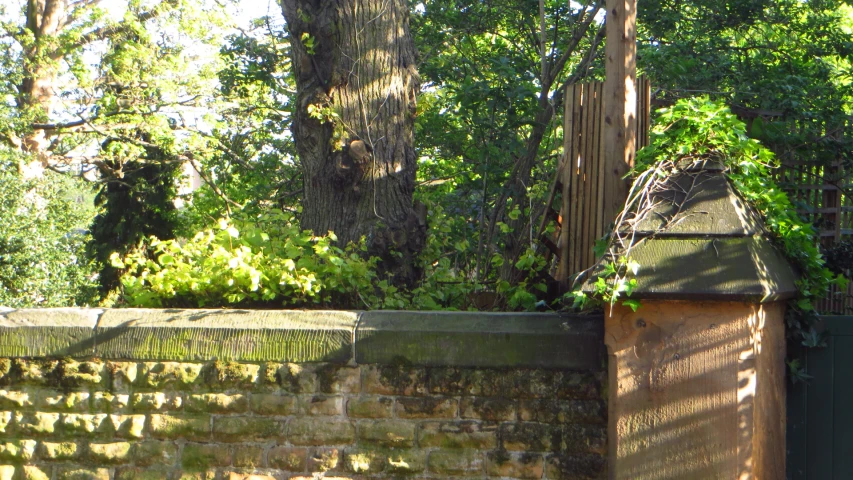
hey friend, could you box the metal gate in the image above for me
[787,316,853,479]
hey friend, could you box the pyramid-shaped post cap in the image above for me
[583,161,799,302]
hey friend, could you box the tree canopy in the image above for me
[0,0,849,310]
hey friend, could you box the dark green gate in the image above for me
[787,316,853,479]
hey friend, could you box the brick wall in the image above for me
[0,309,606,480]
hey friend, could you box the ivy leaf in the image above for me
[622,299,642,312]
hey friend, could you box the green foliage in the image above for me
[178,15,299,232]
[0,151,99,307]
[638,0,852,168]
[634,97,843,340]
[114,210,378,308]
[567,256,640,313]
[88,153,180,293]
[113,203,551,311]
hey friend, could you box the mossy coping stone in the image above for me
[355,311,602,369]
[0,309,603,369]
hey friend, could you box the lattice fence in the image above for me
[774,117,853,313]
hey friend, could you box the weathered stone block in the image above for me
[545,453,607,480]
[385,448,427,475]
[91,392,130,412]
[345,448,426,475]
[395,396,458,419]
[288,418,354,446]
[561,424,607,455]
[0,308,101,357]
[200,362,260,389]
[307,448,340,472]
[232,445,264,468]
[60,414,108,436]
[0,390,32,409]
[484,451,544,479]
[419,421,498,449]
[186,393,247,414]
[115,466,174,480]
[39,441,80,461]
[221,472,277,480]
[0,412,11,434]
[108,415,146,439]
[249,394,298,416]
[300,395,343,416]
[96,309,357,363]
[130,392,182,412]
[173,470,216,480]
[55,466,110,480]
[137,363,203,389]
[343,448,385,474]
[346,396,393,418]
[427,449,484,476]
[501,423,555,452]
[21,465,50,480]
[213,416,284,442]
[0,440,36,462]
[130,441,178,467]
[427,367,475,395]
[552,371,604,400]
[362,365,426,396]
[275,364,316,393]
[356,311,602,368]
[149,414,211,440]
[356,420,416,448]
[40,391,91,412]
[181,443,231,470]
[17,412,60,435]
[314,365,361,394]
[267,447,307,471]
[106,362,137,391]
[460,397,516,422]
[87,442,132,464]
[519,399,605,424]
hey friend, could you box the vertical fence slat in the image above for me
[568,85,583,276]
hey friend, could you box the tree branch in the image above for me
[61,0,178,52]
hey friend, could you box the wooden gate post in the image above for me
[602,0,637,227]
[586,162,796,479]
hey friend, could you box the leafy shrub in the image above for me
[0,151,99,307]
[113,210,378,308]
[113,205,551,310]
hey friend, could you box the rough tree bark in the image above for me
[17,0,69,157]
[279,0,426,287]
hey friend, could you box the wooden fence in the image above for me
[538,77,651,282]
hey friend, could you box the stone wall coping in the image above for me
[0,308,603,369]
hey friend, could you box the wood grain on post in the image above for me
[602,0,637,228]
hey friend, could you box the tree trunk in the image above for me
[17,0,67,159]
[279,0,425,287]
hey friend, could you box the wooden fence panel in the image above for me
[548,77,650,280]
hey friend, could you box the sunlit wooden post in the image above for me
[602,0,637,225]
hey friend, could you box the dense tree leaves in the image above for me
[638,0,852,165]
[0,149,98,307]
